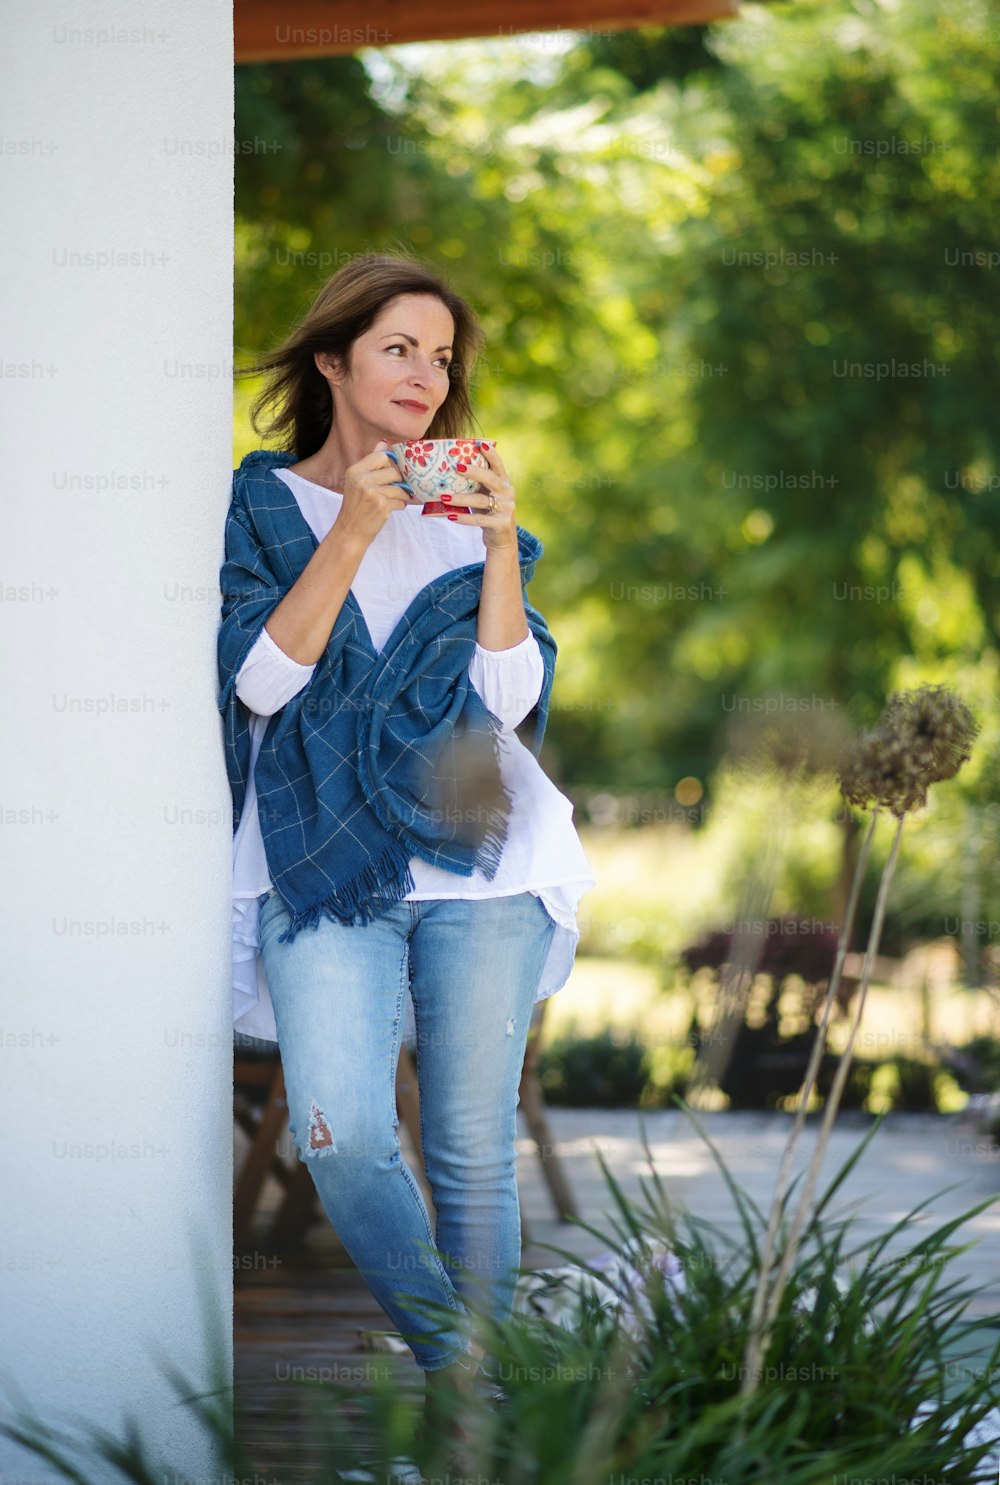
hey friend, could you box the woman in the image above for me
[217,251,596,1440]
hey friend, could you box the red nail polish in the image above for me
[447,513,458,521]
[440,493,452,502]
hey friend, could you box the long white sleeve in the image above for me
[467,632,545,731]
[237,623,544,729]
[234,625,316,718]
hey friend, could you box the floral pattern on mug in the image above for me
[390,437,496,502]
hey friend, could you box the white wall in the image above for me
[0,2,235,1478]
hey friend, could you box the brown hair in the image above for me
[238,249,486,459]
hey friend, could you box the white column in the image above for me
[0,2,235,1478]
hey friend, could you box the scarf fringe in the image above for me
[467,807,511,882]
[275,839,417,945]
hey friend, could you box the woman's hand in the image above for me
[426,443,518,552]
[335,440,415,550]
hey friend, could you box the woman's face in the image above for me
[322,292,456,443]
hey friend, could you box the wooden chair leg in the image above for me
[518,1002,579,1221]
[233,1059,291,1251]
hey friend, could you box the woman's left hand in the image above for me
[427,443,517,552]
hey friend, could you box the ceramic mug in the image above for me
[386,437,495,515]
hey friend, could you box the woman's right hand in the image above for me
[335,440,414,548]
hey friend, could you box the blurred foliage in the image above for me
[942,1034,1000,1094]
[537,1026,652,1107]
[581,23,725,91]
[235,0,1000,810]
[573,755,1000,977]
[537,1016,982,1111]
[865,1057,965,1114]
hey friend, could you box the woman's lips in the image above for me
[393,399,429,412]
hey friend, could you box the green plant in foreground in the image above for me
[1,1113,998,1484]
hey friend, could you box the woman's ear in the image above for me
[314,349,344,384]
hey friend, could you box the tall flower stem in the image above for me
[739,682,979,1407]
[740,805,879,1394]
[759,812,906,1339]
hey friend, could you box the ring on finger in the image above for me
[487,493,497,514]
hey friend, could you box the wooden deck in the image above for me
[235,1234,422,1481]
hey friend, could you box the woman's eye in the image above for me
[388,343,451,371]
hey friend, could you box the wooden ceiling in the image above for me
[235,0,737,62]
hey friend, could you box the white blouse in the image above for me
[231,465,596,1044]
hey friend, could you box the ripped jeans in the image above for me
[256,886,558,1372]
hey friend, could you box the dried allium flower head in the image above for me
[838,685,978,817]
[881,684,979,786]
[837,723,929,817]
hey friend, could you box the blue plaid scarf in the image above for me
[217,449,556,944]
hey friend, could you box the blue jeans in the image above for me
[256,886,558,1372]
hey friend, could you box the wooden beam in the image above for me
[236,0,738,63]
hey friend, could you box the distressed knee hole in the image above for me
[307,1099,336,1156]
[506,1017,515,1037]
